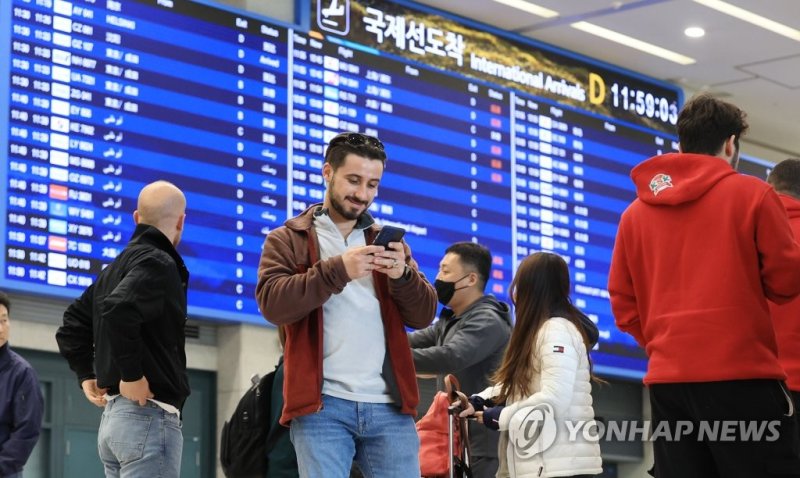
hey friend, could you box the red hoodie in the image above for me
[608,153,800,384]
[770,194,800,391]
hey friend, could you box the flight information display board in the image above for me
[1,0,684,377]
[1,0,291,321]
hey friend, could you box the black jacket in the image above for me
[56,224,190,409]
[408,295,512,458]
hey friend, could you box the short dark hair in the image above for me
[677,94,749,156]
[768,158,800,199]
[325,132,387,170]
[0,291,9,312]
[445,242,492,291]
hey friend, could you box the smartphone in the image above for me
[372,225,406,247]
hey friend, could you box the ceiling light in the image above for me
[684,26,705,38]
[693,0,800,41]
[490,0,558,18]
[570,21,696,65]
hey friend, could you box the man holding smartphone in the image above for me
[256,132,436,478]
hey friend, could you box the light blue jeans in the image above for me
[290,395,420,478]
[97,397,183,478]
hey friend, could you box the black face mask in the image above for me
[434,274,471,306]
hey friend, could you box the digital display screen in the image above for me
[739,154,774,181]
[1,0,683,378]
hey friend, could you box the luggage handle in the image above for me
[445,374,472,478]
[445,374,469,413]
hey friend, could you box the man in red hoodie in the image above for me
[768,159,800,414]
[609,95,800,477]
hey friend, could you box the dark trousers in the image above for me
[650,380,800,478]
[470,455,498,478]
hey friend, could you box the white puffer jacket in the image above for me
[477,317,602,477]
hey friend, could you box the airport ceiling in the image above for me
[412,0,800,163]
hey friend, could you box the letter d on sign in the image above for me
[589,73,605,105]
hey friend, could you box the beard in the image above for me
[328,188,368,220]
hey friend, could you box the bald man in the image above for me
[56,181,190,478]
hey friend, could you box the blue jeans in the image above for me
[97,397,183,478]
[290,395,419,478]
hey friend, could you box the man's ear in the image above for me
[133,210,140,225]
[322,163,333,185]
[469,271,480,287]
[723,135,736,157]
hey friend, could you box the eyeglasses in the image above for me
[329,132,385,151]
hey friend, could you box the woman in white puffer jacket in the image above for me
[461,252,603,477]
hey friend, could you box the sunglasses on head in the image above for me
[329,132,385,151]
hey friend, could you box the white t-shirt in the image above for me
[105,393,180,417]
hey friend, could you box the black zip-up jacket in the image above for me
[56,224,190,410]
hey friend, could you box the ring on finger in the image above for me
[392,258,398,268]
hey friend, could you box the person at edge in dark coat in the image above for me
[0,291,44,478]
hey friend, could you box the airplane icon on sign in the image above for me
[317,0,350,35]
[321,0,344,19]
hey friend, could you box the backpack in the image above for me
[220,364,287,477]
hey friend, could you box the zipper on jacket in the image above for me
[538,466,543,476]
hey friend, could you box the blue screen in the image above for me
[738,154,774,181]
[0,0,684,378]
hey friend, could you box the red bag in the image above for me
[417,374,471,478]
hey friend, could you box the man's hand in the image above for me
[373,242,407,280]
[342,245,386,279]
[120,376,154,406]
[81,379,108,408]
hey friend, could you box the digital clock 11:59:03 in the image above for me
[609,82,678,125]
[588,72,679,125]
